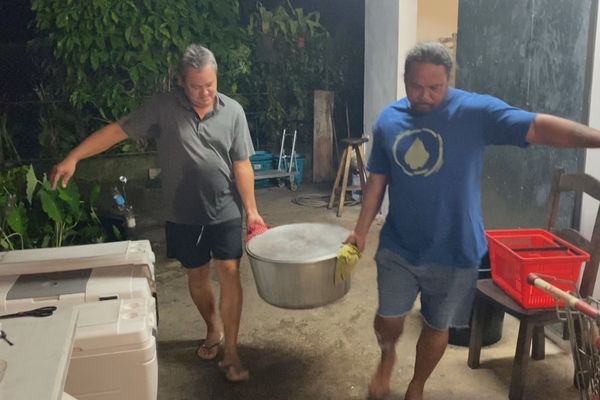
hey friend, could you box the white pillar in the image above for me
[364,0,417,215]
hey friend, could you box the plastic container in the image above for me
[282,154,305,186]
[250,151,273,172]
[487,229,589,309]
[251,151,274,188]
[0,241,158,400]
[0,240,155,277]
[64,297,157,400]
[0,240,156,314]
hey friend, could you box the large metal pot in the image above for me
[246,223,351,309]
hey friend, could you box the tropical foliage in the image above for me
[0,165,105,250]
[31,0,251,152]
[244,0,342,144]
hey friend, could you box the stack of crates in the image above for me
[486,229,589,309]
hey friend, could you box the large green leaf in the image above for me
[26,165,38,205]
[7,203,27,237]
[57,181,81,214]
[39,190,64,224]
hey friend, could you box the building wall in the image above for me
[417,0,459,41]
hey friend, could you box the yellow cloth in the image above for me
[335,244,362,284]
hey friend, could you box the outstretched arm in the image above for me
[50,122,128,189]
[345,173,388,252]
[525,114,600,148]
[233,159,265,227]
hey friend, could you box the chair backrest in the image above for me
[545,168,600,297]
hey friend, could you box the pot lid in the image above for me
[246,223,351,263]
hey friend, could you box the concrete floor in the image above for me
[132,183,581,400]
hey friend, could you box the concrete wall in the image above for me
[75,153,159,183]
[417,0,459,41]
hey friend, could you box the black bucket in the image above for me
[448,252,505,346]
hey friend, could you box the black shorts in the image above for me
[165,219,243,268]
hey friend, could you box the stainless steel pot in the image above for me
[245,223,351,309]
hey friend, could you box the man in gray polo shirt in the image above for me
[50,44,263,381]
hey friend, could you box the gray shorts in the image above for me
[375,247,478,330]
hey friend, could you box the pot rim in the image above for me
[245,243,338,264]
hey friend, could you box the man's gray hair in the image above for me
[179,44,218,77]
[404,42,452,79]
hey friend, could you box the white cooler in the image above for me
[0,240,155,276]
[0,240,156,314]
[0,241,158,400]
[65,297,158,400]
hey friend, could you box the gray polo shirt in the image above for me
[118,88,255,225]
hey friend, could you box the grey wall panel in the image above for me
[456,0,593,229]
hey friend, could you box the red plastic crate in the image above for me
[486,229,590,309]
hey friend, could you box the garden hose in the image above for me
[291,193,360,208]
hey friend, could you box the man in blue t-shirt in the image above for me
[345,42,600,400]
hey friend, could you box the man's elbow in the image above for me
[233,159,253,176]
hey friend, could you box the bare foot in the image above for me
[367,360,395,399]
[367,375,390,399]
[404,380,424,400]
[218,360,249,382]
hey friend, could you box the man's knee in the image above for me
[187,264,211,286]
[374,315,405,350]
[215,259,241,282]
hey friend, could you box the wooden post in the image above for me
[313,90,334,183]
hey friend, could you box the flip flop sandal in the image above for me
[196,334,223,361]
[217,361,250,382]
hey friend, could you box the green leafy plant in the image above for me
[31,0,251,151]
[245,1,343,145]
[0,165,106,250]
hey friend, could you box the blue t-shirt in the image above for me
[368,88,536,268]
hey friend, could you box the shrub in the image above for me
[0,165,106,250]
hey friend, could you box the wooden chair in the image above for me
[468,168,600,400]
